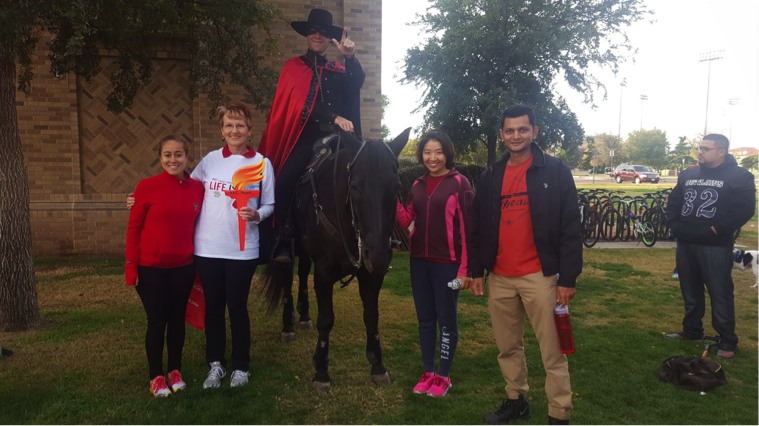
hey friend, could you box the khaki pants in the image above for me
[488,271,572,420]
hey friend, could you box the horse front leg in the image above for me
[312,265,336,392]
[296,255,313,329]
[358,272,390,387]
[280,267,295,342]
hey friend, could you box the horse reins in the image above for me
[305,132,397,283]
[333,131,365,271]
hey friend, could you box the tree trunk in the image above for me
[486,134,497,166]
[0,42,40,331]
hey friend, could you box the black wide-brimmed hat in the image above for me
[291,9,344,42]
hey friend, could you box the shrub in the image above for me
[398,156,419,169]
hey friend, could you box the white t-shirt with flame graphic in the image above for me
[191,148,275,260]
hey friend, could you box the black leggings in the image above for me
[136,263,196,380]
[194,255,258,372]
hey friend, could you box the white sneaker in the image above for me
[203,362,226,389]
[230,370,250,388]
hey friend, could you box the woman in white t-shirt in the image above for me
[128,101,275,389]
[191,101,275,389]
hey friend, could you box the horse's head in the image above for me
[340,128,410,275]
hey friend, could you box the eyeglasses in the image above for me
[698,146,717,152]
[223,124,248,132]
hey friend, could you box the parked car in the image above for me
[614,164,660,184]
[588,167,606,174]
[604,167,613,176]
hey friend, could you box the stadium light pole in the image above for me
[699,50,723,135]
[727,98,740,141]
[617,78,627,138]
[639,94,648,130]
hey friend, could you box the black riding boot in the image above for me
[274,219,295,264]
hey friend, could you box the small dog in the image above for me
[733,249,758,288]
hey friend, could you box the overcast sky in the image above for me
[381,0,759,150]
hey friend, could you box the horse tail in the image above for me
[260,260,294,313]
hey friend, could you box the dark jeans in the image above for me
[676,242,737,349]
[410,257,460,377]
[136,263,196,380]
[274,124,323,231]
[194,256,257,372]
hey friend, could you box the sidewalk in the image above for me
[590,241,677,249]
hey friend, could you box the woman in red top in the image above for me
[125,135,204,398]
[396,131,474,397]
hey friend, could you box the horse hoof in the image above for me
[299,320,313,330]
[281,332,295,342]
[312,381,331,393]
[372,372,391,388]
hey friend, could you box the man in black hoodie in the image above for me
[665,134,756,359]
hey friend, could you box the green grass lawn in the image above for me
[1,248,757,424]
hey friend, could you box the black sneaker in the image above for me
[549,416,569,425]
[483,395,530,424]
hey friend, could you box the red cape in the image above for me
[258,56,346,176]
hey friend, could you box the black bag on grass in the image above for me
[659,356,726,392]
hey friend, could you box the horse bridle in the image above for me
[331,132,399,271]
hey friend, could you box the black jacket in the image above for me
[666,155,756,246]
[303,51,365,139]
[468,143,583,288]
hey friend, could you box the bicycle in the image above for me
[616,200,657,247]
[579,199,601,248]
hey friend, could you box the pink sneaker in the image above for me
[427,375,451,397]
[168,370,187,393]
[413,372,436,394]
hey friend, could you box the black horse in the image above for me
[263,128,410,392]
[280,254,313,341]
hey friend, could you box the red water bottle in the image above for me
[554,303,575,355]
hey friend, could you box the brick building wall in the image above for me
[17,0,382,256]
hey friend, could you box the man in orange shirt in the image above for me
[469,104,582,425]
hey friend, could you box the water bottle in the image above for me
[553,303,575,355]
[447,278,462,290]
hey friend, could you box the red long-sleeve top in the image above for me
[125,171,205,286]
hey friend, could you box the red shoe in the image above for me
[168,370,187,393]
[427,375,451,397]
[413,372,436,394]
[150,376,171,398]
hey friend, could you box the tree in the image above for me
[557,145,582,170]
[380,94,390,141]
[589,133,624,170]
[741,155,758,171]
[579,136,596,171]
[1,0,281,331]
[667,136,697,172]
[401,0,649,165]
[624,129,669,171]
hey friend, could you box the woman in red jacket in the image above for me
[396,131,474,397]
[125,135,204,398]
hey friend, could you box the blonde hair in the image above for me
[217,100,252,128]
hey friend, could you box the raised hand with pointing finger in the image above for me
[332,29,354,58]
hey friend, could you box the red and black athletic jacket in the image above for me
[396,169,474,276]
